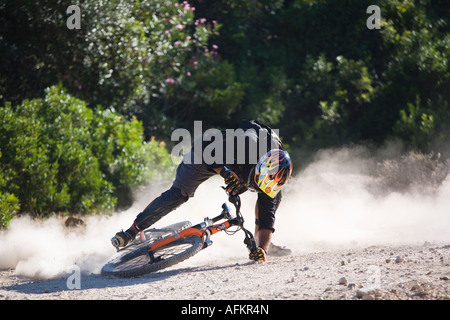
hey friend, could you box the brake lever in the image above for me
[228,194,240,206]
[229,195,243,224]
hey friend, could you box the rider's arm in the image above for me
[256,228,272,253]
[254,191,282,251]
[256,191,281,232]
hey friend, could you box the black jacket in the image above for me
[200,120,284,232]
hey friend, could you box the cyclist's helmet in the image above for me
[253,149,293,198]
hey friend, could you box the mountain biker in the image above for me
[111,120,293,262]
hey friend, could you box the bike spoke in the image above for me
[153,243,193,261]
[112,240,196,272]
[113,254,151,272]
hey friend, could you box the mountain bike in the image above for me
[101,194,257,278]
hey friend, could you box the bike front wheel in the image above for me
[101,235,204,278]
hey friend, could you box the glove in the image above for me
[249,247,267,262]
[220,166,242,195]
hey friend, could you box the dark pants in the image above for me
[134,152,216,230]
[171,152,217,197]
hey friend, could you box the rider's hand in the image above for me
[220,166,242,195]
[249,247,267,262]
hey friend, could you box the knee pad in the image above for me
[134,187,188,230]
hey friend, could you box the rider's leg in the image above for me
[112,187,189,248]
[131,187,189,235]
[112,151,216,248]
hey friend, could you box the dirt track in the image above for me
[1,242,448,300]
[1,150,450,302]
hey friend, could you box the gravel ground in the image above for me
[1,242,448,300]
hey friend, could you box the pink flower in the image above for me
[181,1,190,10]
[174,40,181,46]
[164,29,172,35]
[212,44,218,50]
[187,36,192,40]
[176,24,184,31]
[195,18,207,25]
[186,72,191,77]
[166,77,175,84]
[212,20,217,24]
[193,61,198,66]
[174,3,178,7]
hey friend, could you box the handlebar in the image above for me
[228,195,257,252]
[203,194,243,228]
[228,194,241,207]
[227,194,244,225]
[228,195,242,217]
[202,193,257,253]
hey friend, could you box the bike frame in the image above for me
[146,195,257,254]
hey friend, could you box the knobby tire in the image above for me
[101,234,203,278]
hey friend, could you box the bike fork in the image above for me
[202,229,213,249]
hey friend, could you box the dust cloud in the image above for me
[1,146,449,280]
[276,147,450,250]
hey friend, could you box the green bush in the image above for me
[2,0,450,171]
[0,152,20,229]
[1,0,225,137]
[0,85,174,222]
[193,0,449,154]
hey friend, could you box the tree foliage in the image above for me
[192,0,449,152]
[1,0,244,138]
[1,0,449,226]
[0,85,174,225]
